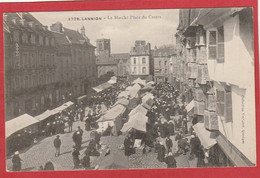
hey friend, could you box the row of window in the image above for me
[132,67,147,74]
[13,30,55,47]
[11,73,56,90]
[12,52,55,69]
[133,57,147,64]
[158,60,168,66]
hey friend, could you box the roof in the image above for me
[152,45,176,57]
[62,27,95,47]
[113,98,129,107]
[96,60,118,65]
[191,8,245,27]
[111,53,130,60]
[117,91,130,98]
[51,31,70,45]
[34,110,52,121]
[129,104,147,117]
[6,114,39,138]
[97,104,126,122]
[121,112,148,133]
[93,82,112,93]
[4,13,54,37]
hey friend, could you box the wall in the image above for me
[207,14,256,164]
[130,56,150,75]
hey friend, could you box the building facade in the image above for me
[152,46,175,83]
[176,8,256,167]
[50,23,97,99]
[129,40,153,81]
[96,38,118,78]
[4,13,58,120]
[111,53,130,77]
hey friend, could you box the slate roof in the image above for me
[152,45,176,57]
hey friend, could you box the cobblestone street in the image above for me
[6,120,195,171]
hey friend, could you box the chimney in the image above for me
[20,19,27,26]
[50,22,63,33]
[28,21,35,28]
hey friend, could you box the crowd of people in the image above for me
[11,79,205,171]
[123,82,204,168]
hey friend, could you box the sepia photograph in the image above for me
[3,7,256,172]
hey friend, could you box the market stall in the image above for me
[96,104,126,136]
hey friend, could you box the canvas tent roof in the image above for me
[129,104,147,117]
[113,98,129,107]
[147,81,155,85]
[117,91,130,98]
[6,114,39,138]
[93,82,112,93]
[121,113,148,133]
[193,122,218,149]
[35,110,53,121]
[52,101,74,114]
[107,76,117,84]
[125,86,133,91]
[97,104,126,122]
[129,112,148,123]
[132,78,146,86]
[99,152,129,170]
[142,92,154,102]
[129,83,141,99]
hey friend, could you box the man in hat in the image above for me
[12,151,22,171]
[53,135,61,157]
[157,141,166,162]
[165,136,173,153]
[190,134,201,158]
[72,146,80,169]
[81,152,90,170]
[73,129,82,150]
[68,116,73,133]
[45,123,51,136]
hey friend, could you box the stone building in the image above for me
[4,13,57,120]
[96,38,118,78]
[50,23,97,99]
[152,45,175,83]
[176,8,255,167]
[111,53,130,77]
[129,40,153,81]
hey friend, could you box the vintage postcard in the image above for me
[0,0,259,177]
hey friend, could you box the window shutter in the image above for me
[209,31,217,59]
[217,26,225,63]
[216,90,225,116]
[224,91,233,122]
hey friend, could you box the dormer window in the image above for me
[13,30,20,43]
[30,33,35,44]
[39,36,43,45]
[22,33,28,44]
[45,37,49,46]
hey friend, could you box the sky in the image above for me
[31,9,179,53]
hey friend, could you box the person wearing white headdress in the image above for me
[12,151,22,171]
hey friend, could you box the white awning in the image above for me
[6,114,39,138]
[192,122,218,149]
